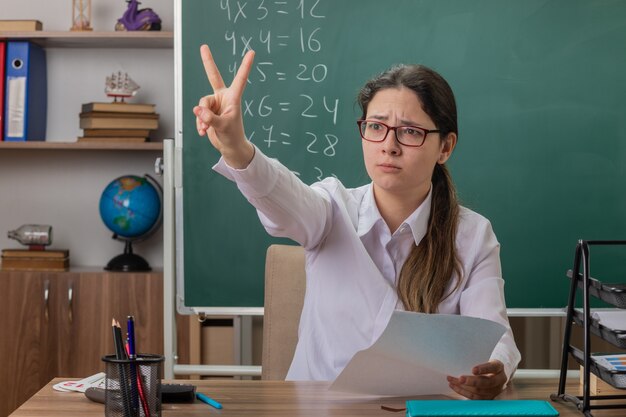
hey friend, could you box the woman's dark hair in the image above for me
[357,64,462,313]
[358,64,457,137]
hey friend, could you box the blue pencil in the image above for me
[196,392,223,409]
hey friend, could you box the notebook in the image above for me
[405,400,559,417]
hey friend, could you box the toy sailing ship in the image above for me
[105,71,140,102]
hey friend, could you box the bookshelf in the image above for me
[0,3,175,415]
[0,31,173,150]
[0,29,171,268]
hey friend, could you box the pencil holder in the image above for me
[102,354,164,417]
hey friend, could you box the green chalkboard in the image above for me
[179,0,626,310]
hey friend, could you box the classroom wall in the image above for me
[0,0,174,268]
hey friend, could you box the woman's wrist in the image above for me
[222,141,255,169]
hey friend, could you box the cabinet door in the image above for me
[0,272,52,417]
[59,272,164,377]
[44,273,78,380]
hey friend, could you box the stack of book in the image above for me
[0,19,43,31]
[1,249,69,271]
[78,102,159,143]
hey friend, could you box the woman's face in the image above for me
[362,86,456,202]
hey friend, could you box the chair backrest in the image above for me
[261,244,306,380]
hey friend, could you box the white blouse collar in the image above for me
[357,183,433,245]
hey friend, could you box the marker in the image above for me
[127,316,136,359]
[196,392,223,409]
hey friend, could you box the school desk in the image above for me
[9,377,624,416]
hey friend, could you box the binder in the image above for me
[405,400,559,417]
[0,41,5,141]
[3,41,47,141]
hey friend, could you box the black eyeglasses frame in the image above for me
[356,119,441,148]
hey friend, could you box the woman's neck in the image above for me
[373,184,430,234]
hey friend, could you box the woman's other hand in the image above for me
[447,360,507,400]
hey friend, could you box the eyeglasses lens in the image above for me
[360,121,426,146]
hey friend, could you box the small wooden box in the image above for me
[1,249,70,271]
[579,366,626,396]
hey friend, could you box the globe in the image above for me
[99,174,162,271]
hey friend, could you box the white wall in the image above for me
[1,0,174,268]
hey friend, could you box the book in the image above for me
[78,136,148,143]
[4,41,47,141]
[1,257,69,271]
[0,20,43,31]
[405,400,559,417]
[2,249,69,258]
[0,41,5,141]
[82,102,156,114]
[83,128,151,137]
[80,111,159,119]
[79,115,159,130]
[1,249,69,271]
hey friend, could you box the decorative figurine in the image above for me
[105,71,140,102]
[115,0,162,31]
[71,0,93,31]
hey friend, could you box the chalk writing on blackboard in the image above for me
[218,0,339,180]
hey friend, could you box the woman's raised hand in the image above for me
[194,44,256,168]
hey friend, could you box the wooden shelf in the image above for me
[0,141,163,151]
[0,31,173,48]
[0,267,163,274]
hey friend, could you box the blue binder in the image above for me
[4,41,47,141]
[406,400,559,417]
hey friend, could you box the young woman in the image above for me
[193,45,521,400]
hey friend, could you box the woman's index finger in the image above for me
[200,44,226,91]
[230,49,255,97]
[473,361,503,375]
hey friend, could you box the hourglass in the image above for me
[71,0,93,31]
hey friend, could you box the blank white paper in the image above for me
[329,311,506,396]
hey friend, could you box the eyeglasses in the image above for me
[357,119,440,147]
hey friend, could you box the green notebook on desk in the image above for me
[406,400,559,417]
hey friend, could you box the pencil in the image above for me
[112,319,126,359]
[196,392,223,409]
[112,318,133,417]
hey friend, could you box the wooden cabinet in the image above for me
[0,270,163,417]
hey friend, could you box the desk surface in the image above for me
[9,378,625,416]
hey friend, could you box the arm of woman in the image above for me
[194,45,332,249]
[447,218,521,399]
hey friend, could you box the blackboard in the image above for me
[178,0,626,310]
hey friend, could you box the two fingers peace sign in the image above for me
[194,44,256,167]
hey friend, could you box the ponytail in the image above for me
[396,163,462,313]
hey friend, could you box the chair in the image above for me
[261,244,306,380]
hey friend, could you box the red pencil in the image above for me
[126,343,151,417]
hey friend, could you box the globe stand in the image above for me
[105,240,151,272]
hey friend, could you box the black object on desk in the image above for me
[85,383,196,405]
[161,383,196,403]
